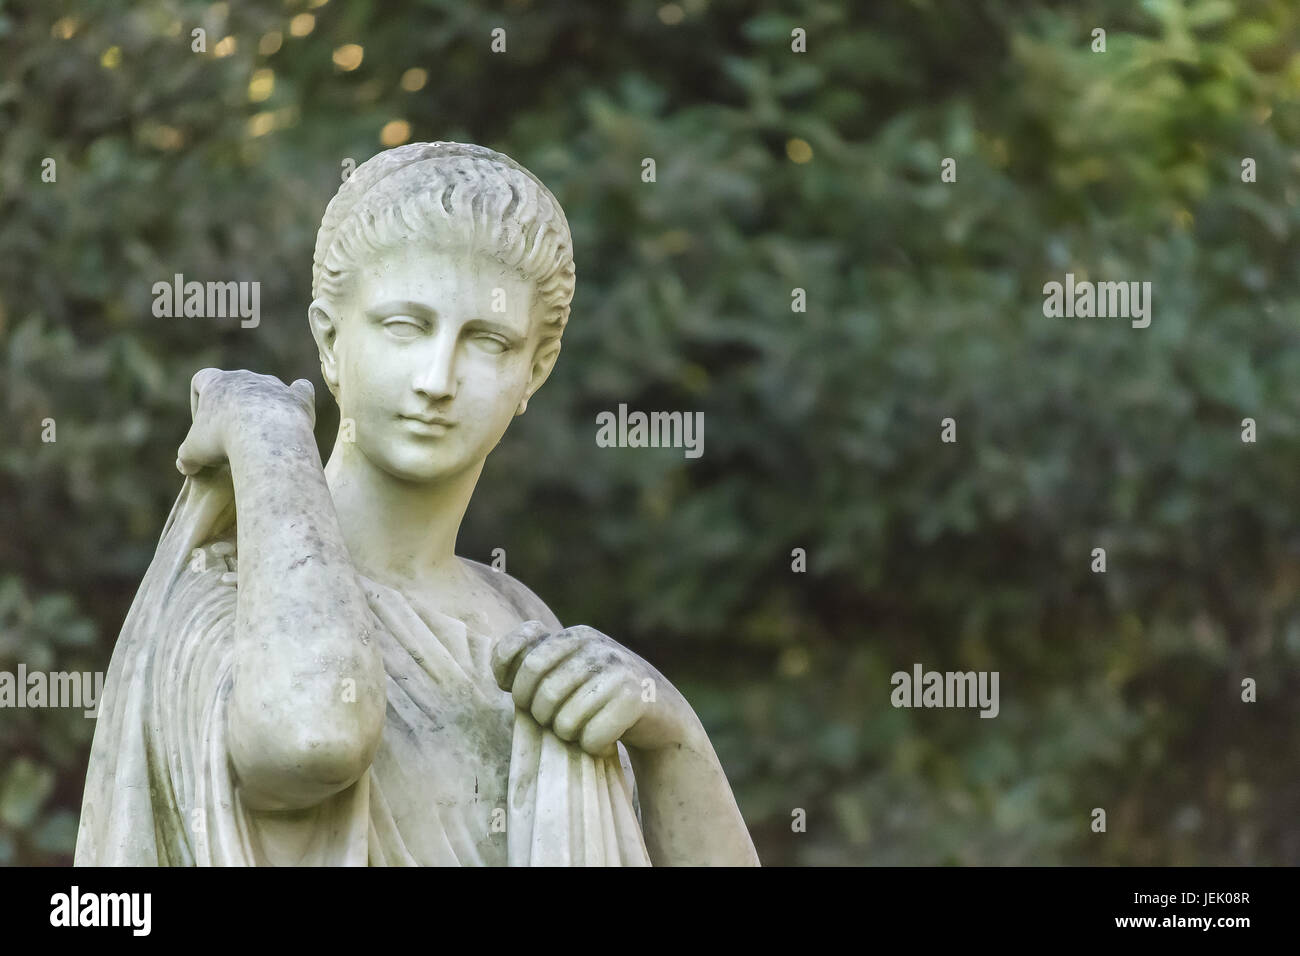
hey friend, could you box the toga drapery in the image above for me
[75,469,650,866]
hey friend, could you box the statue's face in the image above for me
[323,243,548,483]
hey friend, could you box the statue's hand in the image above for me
[491,622,702,757]
[177,368,316,476]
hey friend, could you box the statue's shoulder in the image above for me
[460,558,563,631]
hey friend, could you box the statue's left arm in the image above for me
[623,711,760,866]
[492,622,760,866]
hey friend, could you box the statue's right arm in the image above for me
[178,369,386,812]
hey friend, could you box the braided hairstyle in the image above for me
[311,142,576,356]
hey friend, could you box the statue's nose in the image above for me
[412,334,458,400]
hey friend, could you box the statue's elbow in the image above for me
[229,699,384,810]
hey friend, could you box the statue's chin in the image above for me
[359,444,477,487]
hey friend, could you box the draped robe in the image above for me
[75,470,650,866]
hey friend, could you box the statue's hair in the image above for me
[311,142,575,342]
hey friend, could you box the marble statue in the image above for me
[76,142,759,866]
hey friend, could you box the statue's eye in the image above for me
[470,332,510,354]
[382,316,425,337]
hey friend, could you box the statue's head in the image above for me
[308,142,575,483]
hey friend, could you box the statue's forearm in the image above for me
[628,726,760,866]
[224,412,385,811]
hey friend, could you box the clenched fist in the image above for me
[491,622,702,758]
[177,368,316,476]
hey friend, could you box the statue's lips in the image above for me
[398,414,455,435]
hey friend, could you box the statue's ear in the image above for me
[308,298,341,395]
[516,338,561,417]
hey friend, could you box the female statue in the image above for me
[76,142,758,866]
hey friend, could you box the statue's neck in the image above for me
[322,436,482,591]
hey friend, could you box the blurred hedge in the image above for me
[1,0,1299,864]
